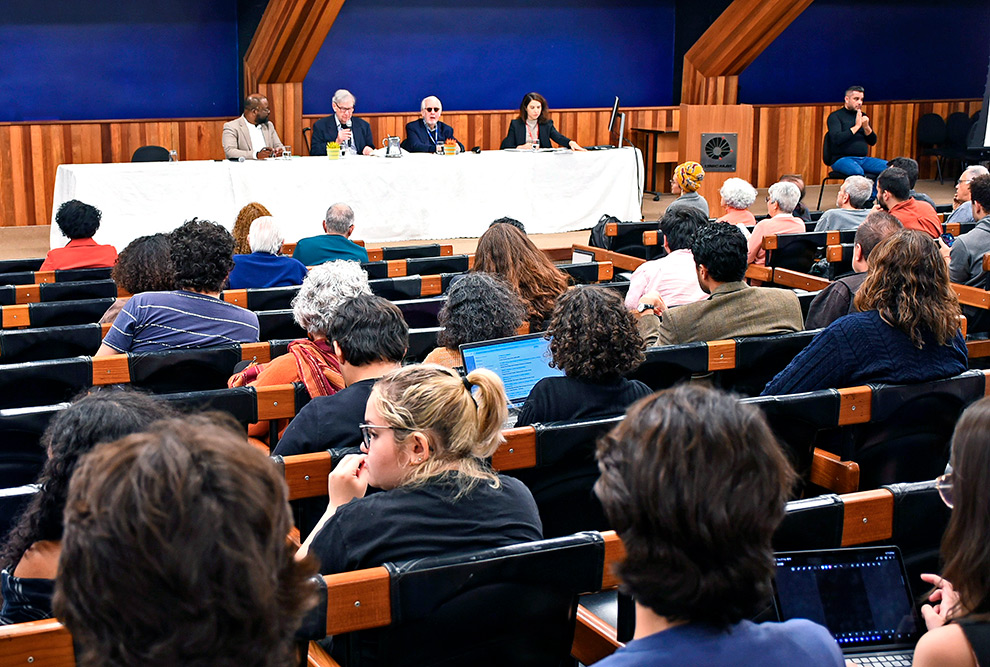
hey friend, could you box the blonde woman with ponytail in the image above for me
[298,364,543,574]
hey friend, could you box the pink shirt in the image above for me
[716,208,755,239]
[624,248,708,310]
[747,215,806,266]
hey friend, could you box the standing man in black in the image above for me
[826,86,887,178]
[310,89,374,156]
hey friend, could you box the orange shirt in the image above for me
[40,238,117,271]
[889,198,940,238]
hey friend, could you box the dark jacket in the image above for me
[402,119,464,153]
[500,118,573,150]
[310,115,374,156]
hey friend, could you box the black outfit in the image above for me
[500,118,573,150]
[310,115,374,156]
[310,474,542,575]
[804,272,867,330]
[957,619,990,666]
[401,119,464,153]
[826,107,878,160]
[271,378,376,457]
[516,376,653,427]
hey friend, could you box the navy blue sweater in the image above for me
[762,310,968,395]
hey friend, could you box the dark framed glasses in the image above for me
[358,423,409,449]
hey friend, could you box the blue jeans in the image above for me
[831,156,888,177]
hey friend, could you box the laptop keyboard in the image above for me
[847,652,912,666]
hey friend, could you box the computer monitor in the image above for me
[459,333,565,408]
[607,96,627,149]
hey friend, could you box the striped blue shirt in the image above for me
[103,290,260,353]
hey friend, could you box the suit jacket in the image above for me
[222,116,283,160]
[310,115,374,156]
[401,119,464,153]
[500,118,573,150]
[641,281,804,347]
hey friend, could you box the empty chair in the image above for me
[130,145,170,162]
[917,113,948,184]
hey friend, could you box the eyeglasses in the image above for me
[358,423,409,449]
[424,107,441,112]
[936,472,953,508]
[958,178,971,186]
[335,105,354,112]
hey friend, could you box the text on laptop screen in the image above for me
[774,548,920,650]
[460,334,565,405]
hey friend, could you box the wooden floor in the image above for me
[0,179,958,261]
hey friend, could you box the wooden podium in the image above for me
[678,104,754,215]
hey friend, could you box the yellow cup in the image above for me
[327,144,341,160]
[443,143,456,156]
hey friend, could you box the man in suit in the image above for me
[222,94,285,160]
[636,223,803,346]
[310,89,374,156]
[401,96,463,153]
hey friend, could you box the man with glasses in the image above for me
[222,93,285,160]
[947,165,990,224]
[949,174,990,285]
[310,89,374,156]
[401,96,464,154]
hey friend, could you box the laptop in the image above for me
[459,333,565,414]
[773,546,922,666]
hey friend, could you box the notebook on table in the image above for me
[773,546,922,666]
[459,333,564,412]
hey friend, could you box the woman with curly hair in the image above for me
[516,285,651,426]
[0,390,173,625]
[99,233,175,325]
[763,230,967,395]
[424,272,526,368]
[41,199,118,271]
[231,201,272,255]
[472,223,570,332]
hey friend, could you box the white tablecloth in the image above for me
[50,148,644,249]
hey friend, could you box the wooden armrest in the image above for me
[439,244,454,256]
[241,342,272,364]
[282,451,333,501]
[826,245,844,262]
[761,235,778,250]
[256,384,300,421]
[597,262,614,281]
[0,618,75,665]
[571,244,645,272]
[952,283,990,309]
[14,284,40,304]
[572,605,623,665]
[841,489,894,546]
[809,448,859,494]
[745,264,772,282]
[983,253,990,273]
[307,641,342,667]
[421,275,443,297]
[366,248,383,262]
[605,222,619,237]
[707,340,736,371]
[771,268,830,291]
[324,568,391,635]
[33,271,55,284]
[386,260,406,278]
[837,386,871,425]
[643,230,659,246]
[491,427,538,471]
[92,354,131,385]
[222,289,247,307]
[1,304,29,329]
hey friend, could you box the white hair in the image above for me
[247,216,283,254]
[719,178,757,210]
[291,261,372,337]
[963,165,990,180]
[420,96,442,111]
[842,175,874,208]
[332,89,355,106]
[767,181,801,214]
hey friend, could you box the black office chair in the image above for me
[917,113,948,184]
[130,145,171,162]
[817,134,848,211]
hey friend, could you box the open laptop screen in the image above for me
[459,333,565,406]
[773,547,922,652]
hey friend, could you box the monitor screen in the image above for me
[460,333,565,406]
[608,96,620,133]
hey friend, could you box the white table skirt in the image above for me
[50,148,644,250]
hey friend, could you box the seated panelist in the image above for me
[500,92,586,151]
[402,96,464,154]
[310,89,374,156]
[222,94,285,160]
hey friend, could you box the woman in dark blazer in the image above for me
[500,92,587,151]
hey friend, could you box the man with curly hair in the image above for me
[97,219,259,354]
[41,200,118,271]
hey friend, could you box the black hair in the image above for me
[437,273,525,350]
[887,157,920,189]
[845,85,865,95]
[168,219,235,293]
[329,294,408,366]
[691,223,747,283]
[55,200,102,240]
[659,207,706,252]
[877,167,911,201]
[970,174,990,213]
[490,217,526,234]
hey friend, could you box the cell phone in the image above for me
[940,233,955,247]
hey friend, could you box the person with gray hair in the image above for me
[291,202,369,265]
[228,216,308,289]
[402,95,464,153]
[228,260,372,441]
[947,165,990,224]
[747,181,806,266]
[814,175,874,232]
[309,88,374,156]
[716,177,758,238]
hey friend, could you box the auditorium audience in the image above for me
[747,181,805,266]
[593,384,843,666]
[424,272,526,368]
[715,177,758,237]
[472,223,570,332]
[805,211,902,329]
[877,166,940,238]
[638,223,803,346]
[664,161,709,218]
[949,174,990,285]
[97,219,259,354]
[99,233,174,325]
[228,216,308,289]
[292,202,369,265]
[947,165,990,224]
[231,201,272,254]
[272,294,407,457]
[517,286,651,426]
[764,230,967,395]
[297,363,542,574]
[53,413,317,667]
[500,92,585,151]
[814,175,873,232]
[914,397,990,667]
[778,174,811,221]
[888,156,937,209]
[624,208,708,310]
[41,200,118,271]
[0,390,172,625]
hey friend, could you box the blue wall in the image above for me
[0,1,239,122]
[303,0,675,114]
[739,0,990,105]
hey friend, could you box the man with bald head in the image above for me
[310,89,374,156]
[402,96,464,154]
[222,94,285,160]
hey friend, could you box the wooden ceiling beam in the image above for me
[244,0,346,88]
